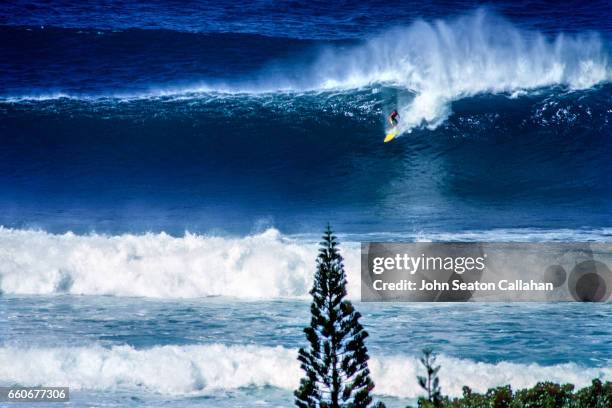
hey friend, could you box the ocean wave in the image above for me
[305,10,610,132]
[0,343,608,397]
[0,227,610,299]
[2,10,610,133]
[0,228,345,299]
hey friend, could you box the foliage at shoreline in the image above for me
[415,379,611,408]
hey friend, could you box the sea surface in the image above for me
[0,1,611,407]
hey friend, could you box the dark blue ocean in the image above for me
[1,0,611,235]
[0,1,611,407]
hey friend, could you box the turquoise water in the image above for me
[1,296,610,407]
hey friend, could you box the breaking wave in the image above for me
[1,227,610,299]
[304,10,610,131]
[2,10,610,132]
[0,228,341,299]
[0,343,608,398]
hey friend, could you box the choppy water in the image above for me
[1,296,610,407]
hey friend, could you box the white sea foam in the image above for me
[0,344,607,397]
[3,10,609,133]
[0,227,356,299]
[1,226,609,299]
[304,9,610,132]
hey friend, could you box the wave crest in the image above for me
[2,10,609,135]
[306,10,609,132]
[2,227,611,299]
[0,227,359,299]
[0,344,607,397]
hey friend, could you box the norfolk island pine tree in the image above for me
[294,225,382,408]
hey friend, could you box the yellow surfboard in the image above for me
[384,128,398,143]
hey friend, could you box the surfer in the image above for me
[388,110,399,127]
[384,110,400,142]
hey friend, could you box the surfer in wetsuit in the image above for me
[389,110,399,127]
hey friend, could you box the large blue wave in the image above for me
[0,9,610,234]
[0,85,610,235]
[2,11,610,131]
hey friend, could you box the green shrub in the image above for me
[571,379,612,408]
[408,378,611,407]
